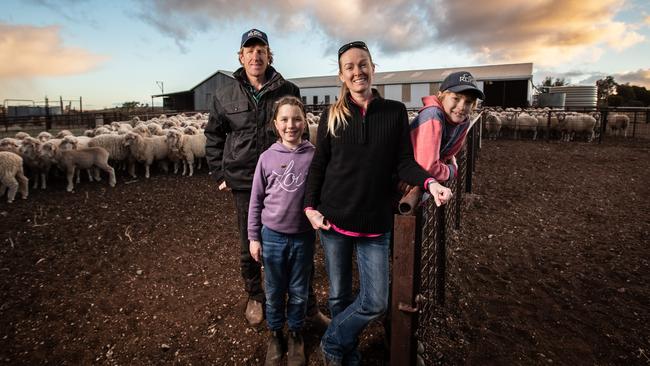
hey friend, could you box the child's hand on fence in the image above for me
[249,240,262,262]
[305,209,331,230]
[427,181,453,207]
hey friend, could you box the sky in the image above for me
[1,0,649,110]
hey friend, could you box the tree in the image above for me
[596,76,616,106]
[540,76,567,87]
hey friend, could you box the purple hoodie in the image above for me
[248,140,315,241]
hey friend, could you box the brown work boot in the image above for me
[245,299,264,326]
[306,309,331,332]
[287,330,305,366]
[265,330,285,366]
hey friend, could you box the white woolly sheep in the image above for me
[483,112,502,140]
[165,129,206,177]
[37,131,52,142]
[88,134,135,178]
[55,130,73,139]
[123,132,169,178]
[51,144,116,192]
[14,131,31,140]
[0,151,29,203]
[607,113,630,137]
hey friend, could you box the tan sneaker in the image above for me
[287,330,305,366]
[245,299,264,326]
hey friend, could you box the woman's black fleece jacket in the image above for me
[304,94,433,233]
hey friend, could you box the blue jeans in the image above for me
[261,226,315,332]
[319,229,391,365]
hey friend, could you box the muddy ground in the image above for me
[1,138,648,365]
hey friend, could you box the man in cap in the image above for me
[205,29,329,331]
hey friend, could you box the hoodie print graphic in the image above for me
[271,159,306,193]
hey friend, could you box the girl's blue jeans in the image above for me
[261,226,315,331]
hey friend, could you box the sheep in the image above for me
[54,130,73,139]
[534,111,560,140]
[556,113,596,142]
[93,126,112,136]
[14,131,31,140]
[123,132,169,178]
[165,129,206,177]
[88,134,135,178]
[147,123,165,136]
[132,124,152,137]
[37,131,52,142]
[0,138,21,154]
[183,125,199,135]
[607,113,630,137]
[308,121,318,146]
[0,151,29,203]
[50,144,116,192]
[18,137,50,189]
[60,136,96,183]
[514,112,539,140]
[483,112,502,140]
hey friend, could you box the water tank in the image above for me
[537,92,566,107]
[547,85,597,107]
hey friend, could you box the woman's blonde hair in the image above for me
[327,48,374,137]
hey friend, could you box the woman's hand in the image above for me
[428,181,453,207]
[305,209,331,230]
[249,240,262,262]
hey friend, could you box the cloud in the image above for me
[645,15,650,25]
[0,23,106,79]
[135,0,644,67]
[427,0,644,66]
[577,69,650,88]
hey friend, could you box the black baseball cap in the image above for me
[440,71,484,100]
[241,28,268,47]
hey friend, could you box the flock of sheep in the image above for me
[0,113,208,203]
[0,107,634,203]
[480,107,631,142]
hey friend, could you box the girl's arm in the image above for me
[410,109,454,181]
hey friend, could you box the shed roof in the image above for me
[289,63,533,88]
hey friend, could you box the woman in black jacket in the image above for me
[304,41,452,365]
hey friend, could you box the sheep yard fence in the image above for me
[477,106,650,142]
[390,121,479,366]
[0,110,201,138]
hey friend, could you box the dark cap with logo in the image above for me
[440,71,484,100]
[241,28,268,47]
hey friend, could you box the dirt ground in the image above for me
[1,138,649,365]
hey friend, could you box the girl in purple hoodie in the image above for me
[247,96,315,365]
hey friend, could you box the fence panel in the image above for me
[390,120,480,365]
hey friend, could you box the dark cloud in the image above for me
[133,0,644,66]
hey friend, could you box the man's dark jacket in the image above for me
[205,66,301,190]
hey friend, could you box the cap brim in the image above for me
[447,85,485,100]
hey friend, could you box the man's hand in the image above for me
[218,181,228,191]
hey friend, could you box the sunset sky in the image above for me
[1,0,649,110]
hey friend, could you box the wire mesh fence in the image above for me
[390,123,480,366]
